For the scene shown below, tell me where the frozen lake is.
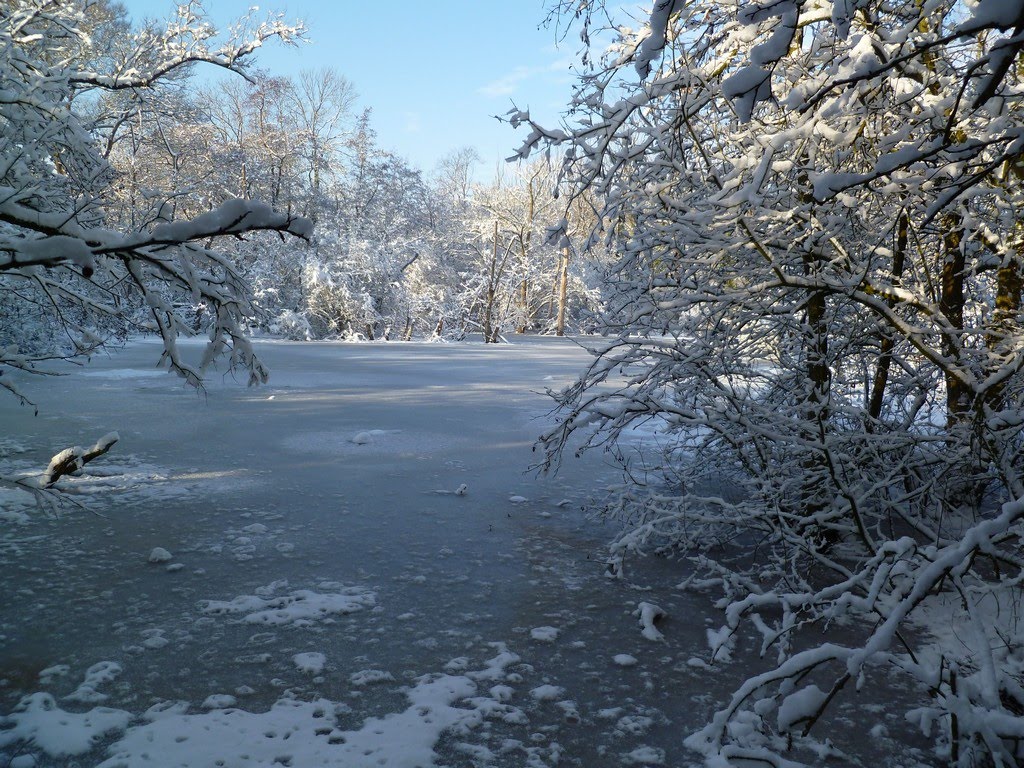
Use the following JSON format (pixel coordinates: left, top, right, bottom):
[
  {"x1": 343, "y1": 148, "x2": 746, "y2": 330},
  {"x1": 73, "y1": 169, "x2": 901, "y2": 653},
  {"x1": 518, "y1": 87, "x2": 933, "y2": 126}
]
[{"x1": 1, "y1": 338, "x2": 929, "y2": 767}]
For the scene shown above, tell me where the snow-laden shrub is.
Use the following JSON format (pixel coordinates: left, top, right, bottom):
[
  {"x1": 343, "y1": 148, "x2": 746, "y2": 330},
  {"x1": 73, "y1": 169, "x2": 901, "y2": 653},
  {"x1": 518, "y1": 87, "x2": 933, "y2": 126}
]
[{"x1": 267, "y1": 310, "x2": 313, "y2": 341}]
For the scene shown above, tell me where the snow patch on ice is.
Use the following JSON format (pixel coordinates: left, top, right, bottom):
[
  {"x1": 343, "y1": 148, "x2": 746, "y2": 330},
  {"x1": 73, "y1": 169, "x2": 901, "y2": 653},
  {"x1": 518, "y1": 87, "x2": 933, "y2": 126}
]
[
  {"x1": 349, "y1": 669, "x2": 395, "y2": 686},
  {"x1": 63, "y1": 662, "x2": 122, "y2": 704},
  {"x1": 38, "y1": 665, "x2": 70, "y2": 684},
  {"x1": 530, "y1": 684, "x2": 564, "y2": 701},
  {"x1": 200, "y1": 581, "x2": 376, "y2": 626},
  {"x1": 293, "y1": 652, "x2": 326, "y2": 675},
  {"x1": 622, "y1": 744, "x2": 666, "y2": 765},
  {"x1": 467, "y1": 643, "x2": 520, "y2": 682},
  {"x1": 0, "y1": 693, "x2": 131, "y2": 758},
  {"x1": 0, "y1": 487, "x2": 32, "y2": 523},
  {"x1": 201, "y1": 694, "x2": 237, "y2": 710},
  {"x1": 530, "y1": 626, "x2": 559, "y2": 643},
  {"x1": 140, "y1": 629, "x2": 168, "y2": 650},
  {"x1": 96, "y1": 647, "x2": 522, "y2": 768}
]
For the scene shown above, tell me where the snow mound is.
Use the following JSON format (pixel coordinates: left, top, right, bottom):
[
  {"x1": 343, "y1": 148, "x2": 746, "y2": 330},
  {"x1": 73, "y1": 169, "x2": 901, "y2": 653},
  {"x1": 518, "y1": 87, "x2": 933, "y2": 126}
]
[
  {"x1": 148, "y1": 547, "x2": 173, "y2": 563},
  {"x1": 613, "y1": 654, "x2": 639, "y2": 667},
  {"x1": 201, "y1": 694, "x2": 237, "y2": 710},
  {"x1": 350, "y1": 669, "x2": 395, "y2": 686},
  {"x1": 200, "y1": 582, "x2": 376, "y2": 626},
  {"x1": 351, "y1": 429, "x2": 389, "y2": 445},
  {"x1": 293, "y1": 652, "x2": 326, "y2": 675},
  {"x1": 530, "y1": 626, "x2": 559, "y2": 643},
  {"x1": 530, "y1": 684, "x2": 564, "y2": 702}
]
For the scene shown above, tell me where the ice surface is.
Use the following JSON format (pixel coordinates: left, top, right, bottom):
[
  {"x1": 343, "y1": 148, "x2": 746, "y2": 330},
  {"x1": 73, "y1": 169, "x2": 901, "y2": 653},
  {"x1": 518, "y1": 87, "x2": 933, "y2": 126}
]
[{"x1": 0, "y1": 338, "x2": 935, "y2": 767}]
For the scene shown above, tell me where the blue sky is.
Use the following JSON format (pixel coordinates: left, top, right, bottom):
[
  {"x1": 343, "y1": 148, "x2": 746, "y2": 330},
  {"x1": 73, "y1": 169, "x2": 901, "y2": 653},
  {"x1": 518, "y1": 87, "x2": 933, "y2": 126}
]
[{"x1": 121, "y1": 1, "x2": 584, "y2": 179}]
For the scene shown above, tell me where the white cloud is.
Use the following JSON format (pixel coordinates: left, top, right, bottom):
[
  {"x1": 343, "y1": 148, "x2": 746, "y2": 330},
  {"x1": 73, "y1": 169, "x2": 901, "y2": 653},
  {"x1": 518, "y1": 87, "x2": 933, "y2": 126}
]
[{"x1": 478, "y1": 57, "x2": 573, "y2": 99}]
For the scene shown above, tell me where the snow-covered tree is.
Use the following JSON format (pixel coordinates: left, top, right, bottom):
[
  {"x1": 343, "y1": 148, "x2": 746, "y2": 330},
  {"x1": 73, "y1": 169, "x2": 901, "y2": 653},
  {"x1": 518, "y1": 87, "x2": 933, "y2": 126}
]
[
  {"x1": 0, "y1": 0, "x2": 309, "y2": 407},
  {"x1": 519, "y1": 1, "x2": 1024, "y2": 764},
  {"x1": 439, "y1": 159, "x2": 608, "y2": 343}
]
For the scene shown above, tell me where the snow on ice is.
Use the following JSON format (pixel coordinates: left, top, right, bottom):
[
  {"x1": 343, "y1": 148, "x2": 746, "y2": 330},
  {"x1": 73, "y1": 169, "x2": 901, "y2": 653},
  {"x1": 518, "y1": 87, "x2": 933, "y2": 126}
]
[
  {"x1": 349, "y1": 669, "x2": 395, "y2": 686},
  {"x1": 199, "y1": 581, "x2": 376, "y2": 626},
  {"x1": 293, "y1": 652, "x2": 327, "y2": 675},
  {"x1": 0, "y1": 694, "x2": 131, "y2": 758},
  {"x1": 530, "y1": 626, "x2": 559, "y2": 642},
  {"x1": 147, "y1": 547, "x2": 172, "y2": 563},
  {"x1": 63, "y1": 662, "x2": 122, "y2": 704},
  {"x1": 94, "y1": 648, "x2": 521, "y2": 768}
]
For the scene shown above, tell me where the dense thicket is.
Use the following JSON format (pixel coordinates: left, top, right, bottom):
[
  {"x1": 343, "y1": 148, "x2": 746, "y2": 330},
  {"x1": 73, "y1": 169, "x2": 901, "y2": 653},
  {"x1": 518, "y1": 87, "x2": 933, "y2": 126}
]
[{"x1": 519, "y1": 1, "x2": 1024, "y2": 764}]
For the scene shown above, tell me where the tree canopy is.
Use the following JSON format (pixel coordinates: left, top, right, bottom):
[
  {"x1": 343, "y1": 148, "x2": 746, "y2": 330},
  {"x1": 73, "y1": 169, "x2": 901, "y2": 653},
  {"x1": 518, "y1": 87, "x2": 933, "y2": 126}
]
[{"x1": 517, "y1": 1, "x2": 1024, "y2": 764}]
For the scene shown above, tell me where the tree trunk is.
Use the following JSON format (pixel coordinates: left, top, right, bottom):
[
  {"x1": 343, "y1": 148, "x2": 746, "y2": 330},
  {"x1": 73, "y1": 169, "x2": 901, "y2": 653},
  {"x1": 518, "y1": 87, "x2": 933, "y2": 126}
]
[
  {"x1": 516, "y1": 279, "x2": 528, "y2": 334},
  {"x1": 555, "y1": 246, "x2": 569, "y2": 336},
  {"x1": 939, "y1": 213, "x2": 968, "y2": 424},
  {"x1": 483, "y1": 221, "x2": 499, "y2": 343},
  {"x1": 796, "y1": 169, "x2": 832, "y2": 539},
  {"x1": 868, "y1": 212, "x2": 909, "y2": 422},
  {"x1": 984, "y1": 251, "x2": 1022, "y2": 412}
]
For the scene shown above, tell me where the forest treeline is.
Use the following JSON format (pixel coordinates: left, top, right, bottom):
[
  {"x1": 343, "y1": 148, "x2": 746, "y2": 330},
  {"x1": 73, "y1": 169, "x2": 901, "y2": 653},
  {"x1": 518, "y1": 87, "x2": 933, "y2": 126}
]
[{"x1": 0, "y1": 0, "x2": 607, "y2": 384}]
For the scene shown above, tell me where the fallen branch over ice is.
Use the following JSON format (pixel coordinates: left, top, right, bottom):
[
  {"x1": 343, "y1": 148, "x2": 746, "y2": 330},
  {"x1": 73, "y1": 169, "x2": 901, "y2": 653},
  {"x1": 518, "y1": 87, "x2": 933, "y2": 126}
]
[
  {"x1": 43, "y1": 432, "x2": 119, "y2": 487},
  {"x1": 634, "y1": 601, "x2": 666, "y2": 641}
]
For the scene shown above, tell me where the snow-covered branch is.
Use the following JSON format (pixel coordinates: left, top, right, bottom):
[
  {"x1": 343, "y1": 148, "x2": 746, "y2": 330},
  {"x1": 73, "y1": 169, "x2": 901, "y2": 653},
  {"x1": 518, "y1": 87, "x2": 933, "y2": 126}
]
[{"x1": 0, "y1": 0, "x2": 309, "y2": 395}]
